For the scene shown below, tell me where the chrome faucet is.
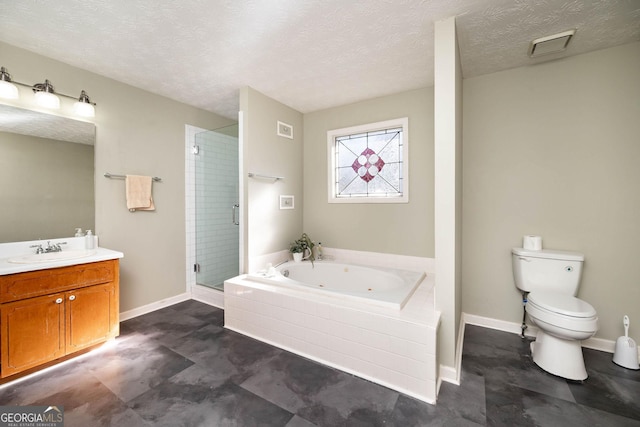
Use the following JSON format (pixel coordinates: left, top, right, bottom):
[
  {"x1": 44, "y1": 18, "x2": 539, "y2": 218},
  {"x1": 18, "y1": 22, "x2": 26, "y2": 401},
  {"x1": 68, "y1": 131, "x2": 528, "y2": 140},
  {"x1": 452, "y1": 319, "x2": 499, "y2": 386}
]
[
  {"x1": 316, "y1": 242, "x2": 324, "y2": 261},
  {"x1": 274, "y1": 258, "x2": 289, "y2": 268},
  {"x1": 32, "y1": 241, "x2": 67, "y2": 253},
  {"x1": 30, "y1": 244, "x2": 44, "y2": 254}
]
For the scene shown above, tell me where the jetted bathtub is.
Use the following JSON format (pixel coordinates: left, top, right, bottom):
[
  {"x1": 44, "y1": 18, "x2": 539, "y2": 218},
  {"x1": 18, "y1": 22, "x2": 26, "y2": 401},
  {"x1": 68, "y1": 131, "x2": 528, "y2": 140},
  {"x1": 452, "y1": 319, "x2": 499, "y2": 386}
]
[{"x1": 248, "y1": 260, "x2": 425, "y2": 309}]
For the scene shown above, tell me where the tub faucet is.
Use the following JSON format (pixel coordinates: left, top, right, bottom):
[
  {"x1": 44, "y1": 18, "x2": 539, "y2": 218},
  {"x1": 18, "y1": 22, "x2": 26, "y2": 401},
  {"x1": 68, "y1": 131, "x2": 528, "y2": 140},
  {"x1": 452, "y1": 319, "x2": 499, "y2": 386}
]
[{"x1": 274, "y1": 258, "x2": 289, "y2": 268}]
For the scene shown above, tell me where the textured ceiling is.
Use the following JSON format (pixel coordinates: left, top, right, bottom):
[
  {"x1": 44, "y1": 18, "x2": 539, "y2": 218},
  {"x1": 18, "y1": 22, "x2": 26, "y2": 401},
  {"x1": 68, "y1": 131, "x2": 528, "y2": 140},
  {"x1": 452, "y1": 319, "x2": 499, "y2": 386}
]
[
  {"x1": 0, "y1": 0, "x2": 638, "y2": 119},
  {"x1": 0, "y1": 104, "x2": 95, "y2": 145}
]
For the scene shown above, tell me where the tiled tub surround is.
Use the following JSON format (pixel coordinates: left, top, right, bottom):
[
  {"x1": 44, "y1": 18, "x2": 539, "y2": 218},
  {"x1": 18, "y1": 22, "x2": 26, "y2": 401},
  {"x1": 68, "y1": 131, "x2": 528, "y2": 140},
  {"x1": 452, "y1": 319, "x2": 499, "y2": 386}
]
[{"x1": 225, "y1": 258, "x2": 440, "y2": 403}]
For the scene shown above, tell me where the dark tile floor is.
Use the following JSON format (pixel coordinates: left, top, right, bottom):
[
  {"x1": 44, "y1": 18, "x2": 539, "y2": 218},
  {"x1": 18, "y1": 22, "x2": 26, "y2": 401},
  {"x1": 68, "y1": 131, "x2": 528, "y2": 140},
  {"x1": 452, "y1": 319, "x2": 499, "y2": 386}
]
[{"x1": 1, "y1": 300, "x2": 639, "y2": 426}]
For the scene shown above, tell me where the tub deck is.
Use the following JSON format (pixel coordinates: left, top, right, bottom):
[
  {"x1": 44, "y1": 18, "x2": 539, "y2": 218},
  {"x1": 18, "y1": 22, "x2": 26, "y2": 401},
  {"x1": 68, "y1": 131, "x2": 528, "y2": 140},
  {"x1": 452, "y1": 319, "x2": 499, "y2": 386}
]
[
  {"x1": 224, "y1": 270, "x2": 440, "y2": 404},
  {"x1": 248, "y1": 261, "x2": 426, "y2": 310}
]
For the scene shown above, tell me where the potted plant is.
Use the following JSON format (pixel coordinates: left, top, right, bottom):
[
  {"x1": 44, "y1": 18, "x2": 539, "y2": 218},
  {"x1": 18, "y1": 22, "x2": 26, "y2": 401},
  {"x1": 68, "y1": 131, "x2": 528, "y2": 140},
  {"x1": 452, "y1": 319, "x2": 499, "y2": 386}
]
[{"x1": 289, "y1": 233, "x2": 315, "y2": 265}]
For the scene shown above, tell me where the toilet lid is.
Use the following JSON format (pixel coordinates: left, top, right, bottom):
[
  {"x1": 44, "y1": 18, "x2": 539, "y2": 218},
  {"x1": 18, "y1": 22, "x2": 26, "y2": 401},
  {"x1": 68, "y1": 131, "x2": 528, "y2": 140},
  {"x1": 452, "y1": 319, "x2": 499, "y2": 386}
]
[{"x1": 528, "y1": 291, "x2": 597, "y2": 318}]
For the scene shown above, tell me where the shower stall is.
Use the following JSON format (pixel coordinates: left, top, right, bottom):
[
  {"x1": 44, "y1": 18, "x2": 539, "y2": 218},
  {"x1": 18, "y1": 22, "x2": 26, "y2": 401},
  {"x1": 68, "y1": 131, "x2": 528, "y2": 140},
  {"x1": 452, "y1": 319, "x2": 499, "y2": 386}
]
[{"x1": 193, "y1": 123, "x2": 239, "y2": 291}]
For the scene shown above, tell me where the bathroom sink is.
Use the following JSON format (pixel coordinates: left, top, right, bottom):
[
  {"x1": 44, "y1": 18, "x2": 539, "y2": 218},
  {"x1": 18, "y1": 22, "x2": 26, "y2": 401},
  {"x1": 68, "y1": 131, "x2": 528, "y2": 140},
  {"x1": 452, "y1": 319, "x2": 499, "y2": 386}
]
[{"x1": 8, "y1": 250, "x2": 97, "y2": 264}]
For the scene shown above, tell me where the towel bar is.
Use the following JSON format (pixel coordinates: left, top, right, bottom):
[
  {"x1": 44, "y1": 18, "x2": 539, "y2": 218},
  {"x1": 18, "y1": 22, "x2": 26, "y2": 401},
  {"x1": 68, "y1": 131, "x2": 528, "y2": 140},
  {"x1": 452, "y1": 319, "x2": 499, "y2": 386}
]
[
  {"x1": 248, "y1": 172, "x2": 284, "y2": 181},
  {"x1": 104, "y1": 172, "x2": 162, "y2": 182}
]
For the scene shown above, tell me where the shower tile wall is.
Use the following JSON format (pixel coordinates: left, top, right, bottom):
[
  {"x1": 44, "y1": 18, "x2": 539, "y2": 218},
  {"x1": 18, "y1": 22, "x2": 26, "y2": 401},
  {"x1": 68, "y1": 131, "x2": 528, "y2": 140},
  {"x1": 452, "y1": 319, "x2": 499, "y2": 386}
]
[{"x1": 195, "y1": 130, "x2": 239, "y2": 289}]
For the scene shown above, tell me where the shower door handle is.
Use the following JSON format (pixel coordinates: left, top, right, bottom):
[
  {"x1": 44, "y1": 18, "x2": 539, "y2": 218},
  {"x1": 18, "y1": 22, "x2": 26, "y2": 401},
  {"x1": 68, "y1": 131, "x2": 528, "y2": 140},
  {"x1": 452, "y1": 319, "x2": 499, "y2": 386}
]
[{"x1": 232, "y1": 204, "x2": 239, "y2": 225}]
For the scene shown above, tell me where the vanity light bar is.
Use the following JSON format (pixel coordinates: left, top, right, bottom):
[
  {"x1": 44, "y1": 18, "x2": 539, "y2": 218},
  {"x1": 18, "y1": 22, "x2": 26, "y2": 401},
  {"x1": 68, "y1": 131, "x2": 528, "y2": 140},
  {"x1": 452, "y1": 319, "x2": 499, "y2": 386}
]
[{"x1": 0, "y1": 66, "x2": 96, "y2": 117}]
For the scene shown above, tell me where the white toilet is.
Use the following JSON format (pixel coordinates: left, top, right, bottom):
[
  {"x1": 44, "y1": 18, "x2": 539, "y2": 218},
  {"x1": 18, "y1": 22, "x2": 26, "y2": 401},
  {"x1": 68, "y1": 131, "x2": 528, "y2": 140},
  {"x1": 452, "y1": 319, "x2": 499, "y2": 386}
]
[{"x1": 512, "y1": 247, "x2": 598, "y2": 380}]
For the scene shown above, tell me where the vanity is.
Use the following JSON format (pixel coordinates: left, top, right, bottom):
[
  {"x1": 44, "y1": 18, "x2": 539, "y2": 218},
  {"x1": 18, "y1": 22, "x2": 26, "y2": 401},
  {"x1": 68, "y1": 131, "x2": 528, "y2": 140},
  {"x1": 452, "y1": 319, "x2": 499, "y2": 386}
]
[
  {"x1": 0, "y1": 103, "x2": 120, "y2": 380},
  {"x1": 0, "y1": 238, "x2": 123, "y2": 381}
]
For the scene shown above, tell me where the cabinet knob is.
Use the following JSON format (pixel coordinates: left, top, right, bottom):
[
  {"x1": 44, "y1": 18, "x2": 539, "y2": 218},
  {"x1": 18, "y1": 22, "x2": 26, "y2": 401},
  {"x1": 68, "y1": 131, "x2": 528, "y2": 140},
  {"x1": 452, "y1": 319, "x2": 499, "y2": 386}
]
[
  {"x1": 55, "y1": 298, "x2": 63, "y2": 304},
  {"x1": 69, "y1": 295, "x2": 76, "y2": 301}
]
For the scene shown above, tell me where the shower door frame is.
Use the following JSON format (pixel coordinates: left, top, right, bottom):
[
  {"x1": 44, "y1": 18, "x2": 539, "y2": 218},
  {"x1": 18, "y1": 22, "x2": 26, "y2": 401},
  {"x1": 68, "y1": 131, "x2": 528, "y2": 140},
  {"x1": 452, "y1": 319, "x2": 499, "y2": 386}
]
[{"x1": 185, "y1": 121, "x2": 244, "y2": 306}]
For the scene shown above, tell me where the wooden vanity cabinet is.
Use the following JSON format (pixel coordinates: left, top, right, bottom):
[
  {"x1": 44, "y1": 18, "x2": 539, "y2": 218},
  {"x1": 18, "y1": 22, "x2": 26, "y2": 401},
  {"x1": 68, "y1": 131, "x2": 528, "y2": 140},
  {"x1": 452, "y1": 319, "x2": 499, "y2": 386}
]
[
  {"x1": 1, "y1": 292, "x2": 66, "y2": 376},
  {"x1": 0, "y1": 259, "x2": 119, "y2": 378}
]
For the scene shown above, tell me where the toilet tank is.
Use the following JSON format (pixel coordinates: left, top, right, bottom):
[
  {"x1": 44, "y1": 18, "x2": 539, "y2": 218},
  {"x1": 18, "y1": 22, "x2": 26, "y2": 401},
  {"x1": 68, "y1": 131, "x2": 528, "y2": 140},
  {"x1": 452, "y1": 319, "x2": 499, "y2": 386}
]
[{"x1": 511, "y1": 248, "x2": 584, "y2": 295}]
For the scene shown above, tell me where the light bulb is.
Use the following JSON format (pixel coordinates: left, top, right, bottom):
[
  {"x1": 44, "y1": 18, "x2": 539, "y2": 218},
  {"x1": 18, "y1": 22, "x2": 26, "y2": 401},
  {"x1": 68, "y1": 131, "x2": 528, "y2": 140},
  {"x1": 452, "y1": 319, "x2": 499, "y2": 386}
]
[
  {"x1": 0, "y1": 67, "x2": 19, "y2": 99},
  {"x1": 0, "y1": 80, "x2": 19, "y2": 99},
  {"x1": 33, "y1": 79, "x2": 60, "y2": 109},
  {"x1": 73, "y1": 90, "x2": 95, "y2": 117},
  {"x1": 73, "y1": 100, "x2": 95, "y2": 117},
  {"x1": 35, "y1": 90, "x2": 60, "y2": 109}
]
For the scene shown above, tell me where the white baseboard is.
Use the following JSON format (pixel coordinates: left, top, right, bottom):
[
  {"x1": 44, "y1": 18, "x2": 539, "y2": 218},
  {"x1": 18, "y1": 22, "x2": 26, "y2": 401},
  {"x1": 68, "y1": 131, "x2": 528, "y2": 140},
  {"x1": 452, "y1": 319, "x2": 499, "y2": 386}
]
[
  {"x1": 453, "y1": 315, "x2": 466, "y2": 384},
  {"x1": 119, "y1": 292, "x2": 191, "y2": 321},
  {"x1": 119, "y1": 285, "x2": 224, "y2": 322},
  {"x1": 463, "y1": 313, "x2": 640, "y2": 359},
  {"x1": 439, "y1": 315, "x2": 466, "y2": 388},
  {"x1": 464, "y1": 313, "x2": 534, "y2": 337},
  {"x1": 439, "y1": 365, "x2": 459, "y2": 385},
  {"x1": 191, "y1": 284, "x2": 224, "y2": 309}
]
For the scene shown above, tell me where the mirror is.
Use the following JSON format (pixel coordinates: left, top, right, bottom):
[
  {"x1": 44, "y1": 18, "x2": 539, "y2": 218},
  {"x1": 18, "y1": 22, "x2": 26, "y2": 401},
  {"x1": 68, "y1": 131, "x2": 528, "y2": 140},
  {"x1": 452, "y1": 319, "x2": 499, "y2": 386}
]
[{"x1": 0, "y1": 104, "x2": 95, "y2": 243}]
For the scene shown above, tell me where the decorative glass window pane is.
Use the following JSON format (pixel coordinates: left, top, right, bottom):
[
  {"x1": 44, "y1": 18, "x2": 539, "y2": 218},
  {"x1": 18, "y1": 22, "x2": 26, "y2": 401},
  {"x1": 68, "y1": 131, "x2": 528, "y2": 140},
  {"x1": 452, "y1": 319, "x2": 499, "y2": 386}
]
[{"x1": 327, "y1": 118, "x2": 408, "y2": 203}]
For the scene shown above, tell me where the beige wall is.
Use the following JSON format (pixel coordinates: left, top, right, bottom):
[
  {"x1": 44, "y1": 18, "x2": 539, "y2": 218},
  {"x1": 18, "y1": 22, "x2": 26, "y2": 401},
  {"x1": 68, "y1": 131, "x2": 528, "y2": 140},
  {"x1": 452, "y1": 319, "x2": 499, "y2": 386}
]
[
  {"x1": 1, "y1": 42, "x2": 233, "y2": 312},
  {"x1": 303, "y1": 87, "x2": 434, "y2": 257},
  {"x1": 0, "y1": 132, "x2": 94, "y2": 242},
  {"x1": 240, "y1": 87, "x2": 304, "y2": 266},
  {"x1": 462, "y1": 42, "x2": 640, "y2": 343}
]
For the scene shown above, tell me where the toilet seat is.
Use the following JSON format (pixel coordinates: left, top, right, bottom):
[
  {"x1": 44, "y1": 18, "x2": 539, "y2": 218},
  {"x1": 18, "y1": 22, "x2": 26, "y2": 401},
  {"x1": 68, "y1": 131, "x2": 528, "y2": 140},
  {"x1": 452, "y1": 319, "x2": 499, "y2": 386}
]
[
  {"x1": 528, "y1": 291, "x2": 596, "y2": 318},
  {"x1": 527, "y1": 291, "x2": 598, "y2": 334}
]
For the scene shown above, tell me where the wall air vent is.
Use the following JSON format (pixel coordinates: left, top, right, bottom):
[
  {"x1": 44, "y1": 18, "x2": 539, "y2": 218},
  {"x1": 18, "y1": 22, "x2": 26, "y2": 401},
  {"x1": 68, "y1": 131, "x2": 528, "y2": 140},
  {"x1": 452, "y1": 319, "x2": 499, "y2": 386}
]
[{"x1": 528, "y1": 29, "x2": 576, "y2": 57}]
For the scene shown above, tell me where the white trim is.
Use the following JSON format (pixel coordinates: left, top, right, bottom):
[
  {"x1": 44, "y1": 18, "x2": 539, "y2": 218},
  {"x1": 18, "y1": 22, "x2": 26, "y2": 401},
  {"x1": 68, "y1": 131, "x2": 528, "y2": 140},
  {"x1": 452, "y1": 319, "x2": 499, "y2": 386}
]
[
  {"x1": 464, "y1": 313, "x2": 533, "y2": 337},
  {"x1": 119, "y1": 292, "x2": 191, "y2": 321},
  {"x1": 438, "y1": 315, "x2": 465, "y2": 388},
  {"x1": 439, "y1": 365, "x2": 459, "y2": 387},
  {"x1": 191, "y1": 284, "x2": 225, "y2": 309},
  {"x1": 119, "y1": 290, "x2": 224, "y2": 322},
  {"x1": 238, "y1": 111, "x2": 245, "y2": 274},
  {"x1": 185, "y1": 124, "x2": 209, "y2": 295},
  {"x1": 455, "y1": 316, "x2": 466, "y2": 381},
  {"x1": 327, "y1": 117, "x2": 409, "y2": 204}
]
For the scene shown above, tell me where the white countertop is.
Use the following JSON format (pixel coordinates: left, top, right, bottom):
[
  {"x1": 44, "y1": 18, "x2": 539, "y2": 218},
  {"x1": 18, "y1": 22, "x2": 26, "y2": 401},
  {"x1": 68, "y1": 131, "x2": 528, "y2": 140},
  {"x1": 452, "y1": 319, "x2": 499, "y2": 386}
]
[{"x1": 0, "y1": 237, "x2": 123, "y2": 276}]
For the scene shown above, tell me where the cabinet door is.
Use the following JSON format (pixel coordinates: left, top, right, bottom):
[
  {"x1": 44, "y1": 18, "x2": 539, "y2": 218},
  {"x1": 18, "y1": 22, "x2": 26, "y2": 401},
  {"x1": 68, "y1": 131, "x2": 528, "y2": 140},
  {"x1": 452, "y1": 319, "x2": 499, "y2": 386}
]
[
  {"x1": 1, "y1": 293, "x2": 65, "y2": 377},
  {"x1": 66, "y1": 283, "x2": 117, "y2": 352}
]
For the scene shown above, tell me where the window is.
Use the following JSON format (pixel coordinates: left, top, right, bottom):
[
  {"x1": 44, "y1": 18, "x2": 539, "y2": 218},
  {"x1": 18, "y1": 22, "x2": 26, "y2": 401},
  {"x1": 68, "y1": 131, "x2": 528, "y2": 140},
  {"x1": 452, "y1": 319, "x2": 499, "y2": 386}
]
[{"x1": 327, "y1": 118, "x2": 408, "y2": 203}]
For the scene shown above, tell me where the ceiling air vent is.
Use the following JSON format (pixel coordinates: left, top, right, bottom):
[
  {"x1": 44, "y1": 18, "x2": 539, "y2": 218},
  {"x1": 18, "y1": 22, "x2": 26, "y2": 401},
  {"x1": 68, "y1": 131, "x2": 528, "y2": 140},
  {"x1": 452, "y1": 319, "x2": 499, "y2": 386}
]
[{"x1": 528, "y1": 29, "x2": 576, "y2": 57}]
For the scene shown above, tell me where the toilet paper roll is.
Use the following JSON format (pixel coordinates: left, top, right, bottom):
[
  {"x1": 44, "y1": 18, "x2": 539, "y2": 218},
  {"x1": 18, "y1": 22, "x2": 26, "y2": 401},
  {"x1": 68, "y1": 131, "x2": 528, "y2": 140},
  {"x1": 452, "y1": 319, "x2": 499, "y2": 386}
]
[{"x1": 523, "y1": 235, "x2": 542, "y2": 251}]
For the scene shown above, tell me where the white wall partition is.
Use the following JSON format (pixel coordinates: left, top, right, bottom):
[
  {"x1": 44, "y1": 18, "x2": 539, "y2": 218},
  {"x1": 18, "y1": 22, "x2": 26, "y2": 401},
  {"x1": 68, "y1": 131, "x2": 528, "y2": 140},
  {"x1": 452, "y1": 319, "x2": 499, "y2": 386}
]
[{"x1": 434, "y1": 16, "x2": 463, "y2": 384}]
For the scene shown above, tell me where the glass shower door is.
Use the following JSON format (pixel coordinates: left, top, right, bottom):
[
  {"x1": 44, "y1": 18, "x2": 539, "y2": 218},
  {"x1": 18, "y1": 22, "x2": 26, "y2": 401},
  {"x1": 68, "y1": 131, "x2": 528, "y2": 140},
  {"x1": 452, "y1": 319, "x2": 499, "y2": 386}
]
[{"x1": 194, "y1": 124, "x2": 239, "y2": 291}]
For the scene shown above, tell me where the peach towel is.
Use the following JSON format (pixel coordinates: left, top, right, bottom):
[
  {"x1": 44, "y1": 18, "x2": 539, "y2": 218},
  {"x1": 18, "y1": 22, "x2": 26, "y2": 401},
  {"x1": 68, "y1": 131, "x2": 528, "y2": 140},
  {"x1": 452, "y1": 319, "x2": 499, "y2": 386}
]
[{"x1": 125, "y1": 175, "x2": 155, "y2": 211}]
